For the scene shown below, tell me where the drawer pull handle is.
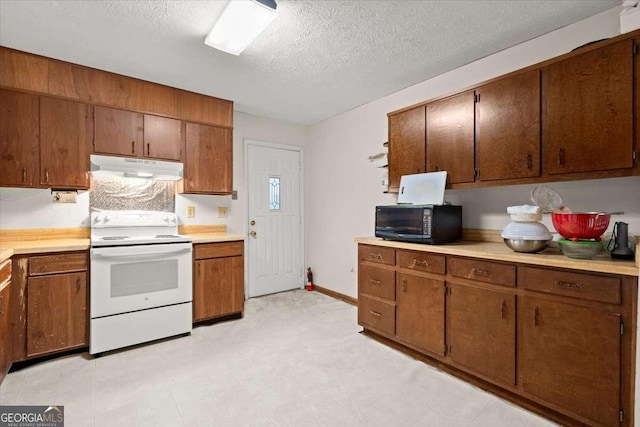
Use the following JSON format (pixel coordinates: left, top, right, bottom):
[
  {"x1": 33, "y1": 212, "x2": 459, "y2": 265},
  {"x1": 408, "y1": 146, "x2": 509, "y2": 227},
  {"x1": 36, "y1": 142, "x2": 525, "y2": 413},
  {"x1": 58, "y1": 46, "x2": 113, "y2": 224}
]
[
  {"x1": 22, "y1": 167, "x2": 27, "y2": 182},
  {"x1": 147, "y1": 143, "x2": 150, "y2": 156},
  {"x1": 44, "y1": 168, "x2": 49, "y2": 183},
  {"x1": 526, "y1": 153, "x2": 532, "y2": 170},
  {"x1": 369, "y1": 253, "x2": 383, "y2": 262},
  {"x1": 500, "y1": 300, "x2": 506, "y2": 319},
  {"x1": 533, "y1": 306, "x2": 539, "y2": 327},
  {"x1": 369, "y1": 310, "x2": 382, "y2": 318},
  {"x1": 402, "y1": 279, "x2": 407, "y2": 293},
  {"x1": 471, "y1": 268, "x2": 490, "y2": 277},
  {"x1": 412, "y1": 259, "x2": 428, "y2": 267},
  {"x1": 554, "y1": 280, "x2": 580, "y2": 289},
  {"x1": 131, "y1": 140, "x2": 135, "y2": 154},
  {"x1": 369, "y1": 279, "x2": 382, "y2": 285}
]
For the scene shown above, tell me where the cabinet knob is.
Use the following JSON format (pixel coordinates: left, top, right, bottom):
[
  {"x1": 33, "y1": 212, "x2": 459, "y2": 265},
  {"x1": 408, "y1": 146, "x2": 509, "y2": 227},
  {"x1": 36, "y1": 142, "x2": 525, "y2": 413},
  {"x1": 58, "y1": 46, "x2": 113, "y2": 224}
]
[{"x1": 558, "y1": 148, "x2": 565, "y2": 166}]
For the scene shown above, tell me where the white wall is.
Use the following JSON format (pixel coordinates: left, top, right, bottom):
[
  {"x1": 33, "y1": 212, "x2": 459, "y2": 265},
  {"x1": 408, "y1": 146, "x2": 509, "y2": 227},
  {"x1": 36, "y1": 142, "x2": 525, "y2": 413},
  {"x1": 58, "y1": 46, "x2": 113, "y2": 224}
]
[
  {"x1": 0, "y1": 112, "x2": 307, "y2": 233},
  {"x1": 306, "y1": 7, "x2": 640, "y2": 298}
]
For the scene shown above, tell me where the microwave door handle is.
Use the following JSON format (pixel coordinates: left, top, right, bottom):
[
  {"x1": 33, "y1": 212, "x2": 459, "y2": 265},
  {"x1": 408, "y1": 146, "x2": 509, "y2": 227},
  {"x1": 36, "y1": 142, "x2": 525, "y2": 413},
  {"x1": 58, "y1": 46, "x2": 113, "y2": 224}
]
[{"x1": 92, "y1": 247, "x2": 192, "y2": 259}]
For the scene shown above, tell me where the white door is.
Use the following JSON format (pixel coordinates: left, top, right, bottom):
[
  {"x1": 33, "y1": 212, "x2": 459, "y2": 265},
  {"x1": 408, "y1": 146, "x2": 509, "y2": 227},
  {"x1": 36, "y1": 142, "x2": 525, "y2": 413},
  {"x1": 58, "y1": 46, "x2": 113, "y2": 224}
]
[{"x1": 246, "y1": 141, "x2": 303, "y2": 297}]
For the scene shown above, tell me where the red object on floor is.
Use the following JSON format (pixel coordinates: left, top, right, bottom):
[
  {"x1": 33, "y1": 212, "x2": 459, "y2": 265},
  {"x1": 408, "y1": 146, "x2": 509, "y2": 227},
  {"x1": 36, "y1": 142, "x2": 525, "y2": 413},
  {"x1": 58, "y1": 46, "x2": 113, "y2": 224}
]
[{"x1": 306, "y1": 267, "x2": 314, "y2": 291}]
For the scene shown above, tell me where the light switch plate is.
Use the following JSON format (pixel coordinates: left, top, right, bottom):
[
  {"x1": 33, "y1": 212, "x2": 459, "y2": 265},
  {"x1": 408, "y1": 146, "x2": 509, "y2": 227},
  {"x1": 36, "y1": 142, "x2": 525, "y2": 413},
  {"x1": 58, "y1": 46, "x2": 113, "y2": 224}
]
[
  {"x1": 187, "y1": 206, "x2": 195, "y2": 218},
  {"x1": 217, "y1": 207, "x2": 228, "y2": 218}
]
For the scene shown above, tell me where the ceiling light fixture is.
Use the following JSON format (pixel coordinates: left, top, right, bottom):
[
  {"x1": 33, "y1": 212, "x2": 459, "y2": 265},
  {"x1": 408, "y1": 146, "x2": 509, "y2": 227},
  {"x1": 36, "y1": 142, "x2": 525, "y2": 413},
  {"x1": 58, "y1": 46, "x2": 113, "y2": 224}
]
[{"x1": 205, "y1": 0, "x2": 278, "y2": 55}]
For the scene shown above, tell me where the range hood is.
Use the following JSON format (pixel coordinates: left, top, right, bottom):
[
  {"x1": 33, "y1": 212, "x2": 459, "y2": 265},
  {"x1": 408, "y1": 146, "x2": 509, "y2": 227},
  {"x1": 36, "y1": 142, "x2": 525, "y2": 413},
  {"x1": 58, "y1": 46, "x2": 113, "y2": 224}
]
[{"x1": 90, "y1": 155, "x2": 183, "y2": 181}]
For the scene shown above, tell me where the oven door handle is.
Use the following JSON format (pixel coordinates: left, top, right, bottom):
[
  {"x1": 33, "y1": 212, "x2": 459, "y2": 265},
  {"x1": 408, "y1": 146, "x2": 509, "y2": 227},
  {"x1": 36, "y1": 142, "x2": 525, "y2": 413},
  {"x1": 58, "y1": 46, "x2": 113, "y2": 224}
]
[{"x1": 92, "y1": 247, "x2": 192, "y2": 259}]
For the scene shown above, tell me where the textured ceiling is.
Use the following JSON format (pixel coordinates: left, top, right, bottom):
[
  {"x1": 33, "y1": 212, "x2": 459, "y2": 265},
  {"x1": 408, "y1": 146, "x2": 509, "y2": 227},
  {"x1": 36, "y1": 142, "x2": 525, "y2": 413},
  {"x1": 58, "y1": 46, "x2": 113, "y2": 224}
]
[{"x1": 0, "y1": 0, "x2": 620, "y2": 125}]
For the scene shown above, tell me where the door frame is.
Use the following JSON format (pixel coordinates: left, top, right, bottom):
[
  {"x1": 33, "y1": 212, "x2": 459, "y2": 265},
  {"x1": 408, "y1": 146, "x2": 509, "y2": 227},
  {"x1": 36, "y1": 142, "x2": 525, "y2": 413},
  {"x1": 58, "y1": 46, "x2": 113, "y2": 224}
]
[{"x1": 243, "y1": 139, "x2": 305, "y2": 299}]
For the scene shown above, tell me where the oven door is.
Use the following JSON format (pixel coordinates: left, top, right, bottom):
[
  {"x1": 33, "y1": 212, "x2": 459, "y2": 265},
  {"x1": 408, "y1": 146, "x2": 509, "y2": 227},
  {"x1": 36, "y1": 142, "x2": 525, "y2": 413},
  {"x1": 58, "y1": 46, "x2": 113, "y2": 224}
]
[{"x1": 90, "y1": 242, "x2": 192, "y2": 318}]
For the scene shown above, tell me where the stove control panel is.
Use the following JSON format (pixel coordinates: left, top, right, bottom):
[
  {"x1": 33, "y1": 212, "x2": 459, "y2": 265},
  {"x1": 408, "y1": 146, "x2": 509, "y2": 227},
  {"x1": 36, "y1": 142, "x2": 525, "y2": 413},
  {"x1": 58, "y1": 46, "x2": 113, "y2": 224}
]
[{"x1": 91, "y1": 211, "x2": 179, "y2": 228}]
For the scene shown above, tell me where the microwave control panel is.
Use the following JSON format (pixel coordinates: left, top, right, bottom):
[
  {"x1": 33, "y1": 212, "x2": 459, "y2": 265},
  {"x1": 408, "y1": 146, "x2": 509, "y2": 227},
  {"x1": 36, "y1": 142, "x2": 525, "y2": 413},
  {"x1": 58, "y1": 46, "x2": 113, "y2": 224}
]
[{"x1": 423, "y1": 209, "x2": 432, "y2": 237}]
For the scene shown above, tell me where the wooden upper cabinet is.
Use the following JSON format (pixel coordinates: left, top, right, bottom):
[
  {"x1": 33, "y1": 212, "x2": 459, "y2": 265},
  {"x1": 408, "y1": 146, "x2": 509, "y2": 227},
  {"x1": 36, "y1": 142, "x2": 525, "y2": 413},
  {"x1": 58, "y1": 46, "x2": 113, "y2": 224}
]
[
  {"x1": 518, "y1": 296, "x2": 621, "y2": 426},
  {"x1": 476, "y1": 70, "x2": 540, "y2": 181},
  {"x1": 39, "y1": 97, "x2": 90, "y2": 189},
  {"x1": 636, "y1": 38, "x2": 640, "y2": 162},
  {"x1": 426, "y1": 91, "x2": 475, "y2": 184},
  {"x1": 388, "y1": 106, "x2": 425, "y2": 192},
  {"x1": 182, "y1": 122, "x2": 232, "y2": 194},
  {"x1": 143, "y1": 115, "x2": 183, "y2": 161},
  {"x1": 131, "y1": 81, "x2": 178, "y2": 117},
  {"x1": 0, "y1": 89, "x2": 39, "y2": 187},
  {"x1": 93, "y1": 106, "x2": 143, "y2": 157},
  {"x1": 0, "y1": 48, "x2": 48, "y2": 93},
  {"x1": 544, "y1": 39, "x2": 634, "y2": 175},
  {"x1": 178, "y1": 91, "x2": 233, "y2": 128},
  {"x1": 48, "y1": 61, "x2": 132, "y2": 109},
  {"x1": 448, "y1": 283, "x2": 515, "y2": 386}
]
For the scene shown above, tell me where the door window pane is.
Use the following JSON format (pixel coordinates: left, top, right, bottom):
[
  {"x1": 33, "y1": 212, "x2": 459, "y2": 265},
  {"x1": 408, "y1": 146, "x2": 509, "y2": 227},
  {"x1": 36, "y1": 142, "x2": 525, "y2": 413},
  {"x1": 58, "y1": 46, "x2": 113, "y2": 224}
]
[{"x1": 269, "y1": 177, "x2": 281, "y2": 210}]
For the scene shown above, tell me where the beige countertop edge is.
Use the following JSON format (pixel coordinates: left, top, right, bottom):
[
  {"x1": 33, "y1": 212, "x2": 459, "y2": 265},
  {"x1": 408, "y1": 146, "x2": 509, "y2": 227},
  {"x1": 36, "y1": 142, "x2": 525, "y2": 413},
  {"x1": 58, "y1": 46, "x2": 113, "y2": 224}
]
[
  {"x1": 187, "y1": 233, "x2": 245, "y2": 244},
  {"x1": 355, "y1": 237, "x2": 639, "y2": 277},
  {"x1": 0, "y1": 234, "x2": 245, "y2": 258},
  {"x1": 0, "y1": 249, "x2": 14, "y2": 264}
]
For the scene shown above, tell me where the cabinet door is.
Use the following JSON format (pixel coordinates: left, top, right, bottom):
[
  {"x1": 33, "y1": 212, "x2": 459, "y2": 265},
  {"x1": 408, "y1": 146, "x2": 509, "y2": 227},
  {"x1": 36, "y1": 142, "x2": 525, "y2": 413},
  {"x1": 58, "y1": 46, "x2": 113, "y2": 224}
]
[
  {"x1": 544, "y1": 39, "x2": 634, "y2": 174},
  {"x1": 476, "y1": 70, "x2": 540, "y2": 181},
  {"x1": 194, "y1": 256, "x2": 244, "y2": 322},
  {"x1": 26, "y1": 272, "x2": 87, "y2": 357},
  {"x1": 143, "y1": 114, "x2": 183, "y2": 161},
  {"x1": 448, "y1": 283, "x2": 515, "y2": 385},
  {"x1": 519, "y1": 297, "x2": 620, "y2": 426},
  {"x1": 183, "y1": 123, "x2": 232, "y2": 194},
  {"x1": 426, "y1": 91, "x2": 475, "y2": 184},
  {"x1": 0, "y1": 283, "x2": 10, "y2": 383},
  {"x1": 388, "y1": 106, "x2": 425, "y2": 193},
  {"x1": 93, "y1": 106, "x2": 143, "y2": 157},
  {"x1": 0, "y1": 89, "x2": 39, "y2": 187},
  {"x1": 395, "y1": 272, "x2": 444, "y2": 356},
  {"x1": 39, "y1": 97, "x2": 90, "y2": 188}
]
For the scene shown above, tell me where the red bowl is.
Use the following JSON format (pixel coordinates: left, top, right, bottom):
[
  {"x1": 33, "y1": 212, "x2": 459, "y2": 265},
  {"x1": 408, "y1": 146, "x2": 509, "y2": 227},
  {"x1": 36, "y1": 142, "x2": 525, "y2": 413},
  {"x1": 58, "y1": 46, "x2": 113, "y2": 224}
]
[{"x1": 551, "y1": 213, "x2": 610, "y2": 240}]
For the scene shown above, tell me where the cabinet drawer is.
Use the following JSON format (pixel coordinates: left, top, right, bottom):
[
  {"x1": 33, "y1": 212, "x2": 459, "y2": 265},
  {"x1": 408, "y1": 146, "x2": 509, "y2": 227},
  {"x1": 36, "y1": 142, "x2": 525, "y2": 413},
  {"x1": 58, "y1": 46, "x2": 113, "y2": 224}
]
[
  {"x1": 519, "y1": 266, "x2": 620, "y2": 304},
  {"x1": 29, "y1": 253, "x2": 87, "y2": 276},
  {"x1": 194, "y1": 241, "x2": 243, "y2": 260},
  {"x1": 358, "y1": 245, "x2": 395, "y2": 266},
  {"x1": 358, "y1": 295, "x2": 395, "y2": 336},
  {"x1": 449, "y1": 257, "x2": 515, "y2": 287},
  {"x1": 396, "y1": 250, "x2": 445, "y2": 274},
  {"x1": 359, "y1": 264, "x2": 395, "y2": 300},
  {"x1": 0, "y1": 259, "x2": 11, "y2": 285}
]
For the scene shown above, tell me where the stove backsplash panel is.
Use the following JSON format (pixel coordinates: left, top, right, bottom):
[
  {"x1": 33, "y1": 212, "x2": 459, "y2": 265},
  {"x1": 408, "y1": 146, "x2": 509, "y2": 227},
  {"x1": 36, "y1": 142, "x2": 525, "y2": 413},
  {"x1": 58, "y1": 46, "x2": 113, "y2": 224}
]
[{"x1": 90, "y1": 175, "x2": 175, "y2": 212}]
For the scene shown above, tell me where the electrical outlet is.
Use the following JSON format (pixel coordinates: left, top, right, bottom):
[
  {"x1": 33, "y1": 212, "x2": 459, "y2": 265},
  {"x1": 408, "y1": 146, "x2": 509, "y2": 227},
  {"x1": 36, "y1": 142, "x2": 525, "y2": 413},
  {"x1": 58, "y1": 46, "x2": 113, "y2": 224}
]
[
  {"x1": 187, "y1": 206, "x2": 195, "y2": 218},
  {"x1": 217, "y1": 207, "x2": 228, "y2": 218}
]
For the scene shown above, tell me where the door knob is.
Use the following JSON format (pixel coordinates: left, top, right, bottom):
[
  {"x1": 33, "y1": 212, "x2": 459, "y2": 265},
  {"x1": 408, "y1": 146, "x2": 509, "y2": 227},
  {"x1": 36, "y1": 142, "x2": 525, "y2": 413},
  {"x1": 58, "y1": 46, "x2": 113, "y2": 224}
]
[
  {"x1": 250, "y1": 231, "x2": 257, "y2": 237},
  {"x1": 250, "y1": 220, "x2": 256, "y2": 226}
]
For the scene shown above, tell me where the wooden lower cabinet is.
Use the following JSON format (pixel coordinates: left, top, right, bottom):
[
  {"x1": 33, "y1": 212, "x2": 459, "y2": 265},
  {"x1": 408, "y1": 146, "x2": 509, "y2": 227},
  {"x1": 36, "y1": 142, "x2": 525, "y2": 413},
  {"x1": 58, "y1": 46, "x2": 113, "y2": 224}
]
[
  {"x1": 395, "y1": 272, "x2": 444, "y2": 355},
  {"x1": 0, "y1": 280, "x2": 11, "y2": 384},
  {"x1": 518, "y1": 296, "x2": 621, "y2": 426},
  {"x1": 448, "y1": 282, "x2": 515, "y2": 386},
  {"x1": 356, "y1": 243, "x2": 637, "y2": 427},
  {"x1": 193, "y1": 242, "x2": 244, "y2": 322},
  {"x1": 27, "y1": 272, "x2": 87, "y2": 357}
]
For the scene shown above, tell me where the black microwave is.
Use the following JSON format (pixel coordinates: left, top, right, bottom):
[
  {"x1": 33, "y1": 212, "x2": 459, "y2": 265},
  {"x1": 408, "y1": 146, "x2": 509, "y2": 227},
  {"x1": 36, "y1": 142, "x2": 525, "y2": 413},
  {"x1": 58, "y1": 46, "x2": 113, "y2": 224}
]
[{"x1": 375, "y1": 204, "x2": 462, "y2": 245}]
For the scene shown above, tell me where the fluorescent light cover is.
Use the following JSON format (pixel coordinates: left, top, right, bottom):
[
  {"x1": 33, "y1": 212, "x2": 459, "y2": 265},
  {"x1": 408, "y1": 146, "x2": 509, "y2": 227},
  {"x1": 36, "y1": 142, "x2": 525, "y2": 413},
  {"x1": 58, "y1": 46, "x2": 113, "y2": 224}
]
[{"x1": 205, "y1": 0, "x2": 278, "y2": 55}]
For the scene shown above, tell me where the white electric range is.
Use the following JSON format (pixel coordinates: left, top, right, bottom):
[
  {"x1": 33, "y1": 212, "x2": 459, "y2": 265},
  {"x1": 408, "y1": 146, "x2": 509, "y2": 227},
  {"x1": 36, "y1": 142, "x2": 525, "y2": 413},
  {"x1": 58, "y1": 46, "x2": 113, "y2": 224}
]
[{"x1": 89, "y1": 210, "x2": 193, "y2": 355}]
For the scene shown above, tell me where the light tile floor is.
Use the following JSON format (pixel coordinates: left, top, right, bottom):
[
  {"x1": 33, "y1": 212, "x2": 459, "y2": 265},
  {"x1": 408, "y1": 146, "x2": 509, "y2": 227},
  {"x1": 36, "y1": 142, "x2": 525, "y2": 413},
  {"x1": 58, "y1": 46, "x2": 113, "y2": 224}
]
[{"x1": 0, "y1": 290, "x2": 558, "y2": 426}]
